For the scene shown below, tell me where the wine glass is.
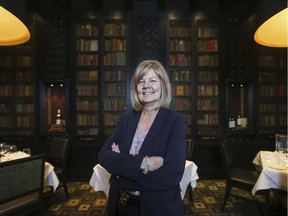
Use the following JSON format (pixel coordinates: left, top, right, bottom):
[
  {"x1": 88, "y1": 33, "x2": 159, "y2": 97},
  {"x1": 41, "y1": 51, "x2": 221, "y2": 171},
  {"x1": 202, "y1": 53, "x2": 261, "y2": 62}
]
[{"x1": 0, "y1": 143, "x2": 7, "y2": 158}]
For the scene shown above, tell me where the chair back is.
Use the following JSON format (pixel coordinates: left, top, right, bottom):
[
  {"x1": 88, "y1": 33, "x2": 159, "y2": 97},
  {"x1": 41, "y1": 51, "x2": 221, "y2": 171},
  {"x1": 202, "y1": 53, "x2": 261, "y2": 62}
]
[
  {"x1": 219, "y1": 139, "x2": 233, "y2": 170},
  {"x1": 48, "y1": 136, "x2": 69, "y2": 168},
  {"x1": 186, "y1": 138, "x2": 195, "y2": 161},
  {"x1": 0, "y1": 154, "x2": 45, "y2": 214}
]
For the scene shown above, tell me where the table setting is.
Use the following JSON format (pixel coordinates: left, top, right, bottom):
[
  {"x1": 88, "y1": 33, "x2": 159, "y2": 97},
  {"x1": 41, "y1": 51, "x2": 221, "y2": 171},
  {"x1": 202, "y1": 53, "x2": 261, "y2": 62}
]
[
  {"x1": 0, "y1": 142, "x2": 59, "y2": 191},
  {"x1": 252, "y1": 148, "x2": 288, "y2": 195}
]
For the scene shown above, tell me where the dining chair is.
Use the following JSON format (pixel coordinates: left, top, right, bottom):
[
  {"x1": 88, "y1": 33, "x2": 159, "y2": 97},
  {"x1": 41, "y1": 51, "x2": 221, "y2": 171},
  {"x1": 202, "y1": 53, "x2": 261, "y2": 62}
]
[
  {"x1": 219, "y1": 138, "x2": 268, "y2": 211},
  {"x1": 46, "y1": 135, "x2": 70, "y2": 199},
  {"x1": 186, "y1": 138, "x2": 195, "y2": 203},
  {"x1": 0, "y1": 154, "x2": 45, "y2": 216}
]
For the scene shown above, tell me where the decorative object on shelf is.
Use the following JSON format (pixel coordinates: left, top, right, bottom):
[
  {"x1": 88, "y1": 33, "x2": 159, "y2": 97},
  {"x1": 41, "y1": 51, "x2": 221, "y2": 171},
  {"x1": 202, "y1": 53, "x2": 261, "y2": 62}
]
[
  {"x1": 0, "y1": 6, "x2": 30, "y2": 46},
  {"x1": 254, "y1": 8, "x2": 288, "y2": 47}
]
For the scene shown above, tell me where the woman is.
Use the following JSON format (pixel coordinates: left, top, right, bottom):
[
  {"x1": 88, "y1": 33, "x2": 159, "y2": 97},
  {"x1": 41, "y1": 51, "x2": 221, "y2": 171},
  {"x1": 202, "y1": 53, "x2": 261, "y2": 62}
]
[{"x1": 98, "y1": 60, "x2": 187, "y2": 216}]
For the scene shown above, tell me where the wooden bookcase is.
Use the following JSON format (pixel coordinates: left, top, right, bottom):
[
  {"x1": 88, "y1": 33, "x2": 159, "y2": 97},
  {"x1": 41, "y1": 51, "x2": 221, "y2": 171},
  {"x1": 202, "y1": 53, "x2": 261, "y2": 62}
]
[
  {"x1": 75, "y1": 21, "x2": 100, "y2": 137},
  {"x1": 257, "y1": 47, "x2": 287, "y2": 135},
  {"x1": 0, "y1": 41, "x2": 35, "y2": 136},
  {"x1": 103, "y1": 19, "x2": 127, "y2": 136},
  {"x1": 195, "y1": 20, "x2": 220, "y2": 138},
  {"x1": 168, "y1": 19, "x2": 193, "y2": 136}
]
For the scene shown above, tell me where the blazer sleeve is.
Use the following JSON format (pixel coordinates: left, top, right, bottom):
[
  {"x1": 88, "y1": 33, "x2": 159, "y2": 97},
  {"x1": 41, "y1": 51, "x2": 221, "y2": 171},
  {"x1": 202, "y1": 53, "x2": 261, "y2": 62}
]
[
  {"x1": 98, "y1": 111, "x2": 145, "y2": 179},
  {"x1": 135, "y1": 112, "x2": 187, "y2": 191}
]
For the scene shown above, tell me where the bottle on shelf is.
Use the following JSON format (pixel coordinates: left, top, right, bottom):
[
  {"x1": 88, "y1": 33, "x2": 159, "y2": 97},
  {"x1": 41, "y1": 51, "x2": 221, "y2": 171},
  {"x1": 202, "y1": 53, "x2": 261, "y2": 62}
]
[
  {"x1": 56, "y1": 109, "x2": 62, "y2": 125},
  {"x1": 229, "y1": 115, "x2": 236, "y2": 129},
  {"x1": 237, "y1": 113, "x2": 241, "y2": 126}
]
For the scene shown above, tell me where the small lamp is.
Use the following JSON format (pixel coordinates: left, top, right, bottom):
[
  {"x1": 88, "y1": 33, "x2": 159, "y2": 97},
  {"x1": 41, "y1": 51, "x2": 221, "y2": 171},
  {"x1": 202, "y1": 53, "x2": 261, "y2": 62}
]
[
  {"x1": 254, "y1": 8, "x2": 288, "y2": 47},
  {"x1": 0, "y1": 6, "x2": 31, "y2": 46}
]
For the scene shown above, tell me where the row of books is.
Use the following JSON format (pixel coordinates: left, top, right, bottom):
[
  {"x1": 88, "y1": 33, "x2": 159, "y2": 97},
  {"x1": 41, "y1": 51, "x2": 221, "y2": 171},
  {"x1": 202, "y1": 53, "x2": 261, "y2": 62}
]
[
  {"x1": 170, "y1": 98, "x2": 192, "y2": 111},
  {"x1": 77, "y1": 85, "x2": 98, "y2": 96},
  {"x1": 76, "y1": 39, "x2": 99, "y2": 51},
  {"x1": 77, "y1": 70, "x2": 98, "y2": 81},
  {"x1": 197, "y1": 85, "x2": 219, "y2": 96},
  {"x1": 258, "y1": 71, "x2": 276, "y2": 81},
  {"x1": 76, "y1": 24, "x2": 99, "y2": 37},
  {"x1": 197, "y1": 39, "x2": 218, "y2": 52},
  {"x1": 197, "y1": 99, "x2": 218, "y2": 111},
  {"x1": 77, "y1": 54, "x2": 99, "y2": 66},
  {"x1": 197, "y1": 54, "x2": 219, "y2": 67},
  {"x1": 258, "y1": 55, "x2": 276, "y2": 67},
  {"x1": 16, "y1": 104, "x2": 34, "y2": 113},
  {"x1": 77, "y1": 100, "x2": 99, "y2": 111},
  {"x1": 0, "y1": 117, "x2": 13, "y2": 127},
  {"x1": 198, "y1": 71, "x2": 219, "y2": 81},
  {"x1": 259, "y1": 86, "x2": 275, "y2": 96},
  {"x1": 105, "y1": 83, "x2": 126, "y2": 96},
  {"x1": 104, "y1": 70, "x2": 126, "y2": 81},
  {"x1": 104, "y1": 98, "x2": 126, "y2": 111},
  {"x1": 0, "y1": 56, "x2": 32, "y2": 67},
  {"x1": 169, "y1": 26, "x2": 192, "y2": 37},
  {"x1": 77, "y1": 114, "x2": 98, "y2": 126},
  {"x1": 170, "y1": 70, "x2": 192, "y2": 81},
  {"x1": 197, "y1": 27, "x2": 218, "y2": 38},
  {"x1": 259, "y1": 103, "x2": 276, "y2": 112},
  {"x1": 104, "y1": 112, "x2": 121, "y2": 126},
  {"x1": 259, "y1": 115, "x2": 276, "y2": 126},
  {"x1": 16, "y1": 116, "x2": 33, "y2": 127},
  {"x1": 0, "y1": 85, "x2": 13, "y2": 96},
  {"x1": 172, "y1": 84, "x2": 192, "y2": 96},
  {"x1": 104, "y1": 52, "x2": 126, "y2": 66},
  {"x1": 105, "y1": 39, "x2": 126, "y2": 51},
  {"x1": 169, "y1": 39, "x2": 191, "y2": 52},
  {"x1": 169, "y1": 54, "x2": 191, "y2": 66},
  {"x1": 16, "y1": 85, "x2": 34, "y2": 96},
  {"x1": 0, "y1": 104, "x2": 11, "y2": 113},
  {"x1": 104, "y1": 24, "x2": 126, "y2": 37},
  {"x1": 197, "y1": 113, "x2": 218, "y2": 125}
]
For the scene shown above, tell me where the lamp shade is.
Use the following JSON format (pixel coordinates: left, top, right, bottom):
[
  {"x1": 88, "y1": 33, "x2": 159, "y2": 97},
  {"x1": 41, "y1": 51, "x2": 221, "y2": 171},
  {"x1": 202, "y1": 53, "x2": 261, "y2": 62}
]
[
  {"x1": 254, "y1": 8, "x2": 288, "y2": 47},
  {"x1": 0, "y1": 6, "x2": 30, "y2": 46}
]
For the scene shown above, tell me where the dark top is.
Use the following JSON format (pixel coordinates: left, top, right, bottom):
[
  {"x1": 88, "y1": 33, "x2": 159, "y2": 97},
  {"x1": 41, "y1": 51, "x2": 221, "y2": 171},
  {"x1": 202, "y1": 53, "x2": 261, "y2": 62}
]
[{"x1": 98, "y1": 107, "x2": 187, "y2": 216}]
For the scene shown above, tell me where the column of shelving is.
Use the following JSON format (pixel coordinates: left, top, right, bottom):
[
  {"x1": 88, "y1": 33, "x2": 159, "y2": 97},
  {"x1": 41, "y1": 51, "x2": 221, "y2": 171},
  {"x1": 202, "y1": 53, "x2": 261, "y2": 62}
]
[
  {"x1": 75, "y1": 22, "x2": 100, "y2": 136},
  {"x1": 103, "y1": 20, "x2": 127, "y2": 136},
  {"x1": 168, "y1": 19, "x2": 193, "y2": 136},
  {"x1": 196, "y1": 21, "x2": 219, "y2": 138},
  {"x1": 257, "y1": 48, "x2": 287, "y2": 134}
]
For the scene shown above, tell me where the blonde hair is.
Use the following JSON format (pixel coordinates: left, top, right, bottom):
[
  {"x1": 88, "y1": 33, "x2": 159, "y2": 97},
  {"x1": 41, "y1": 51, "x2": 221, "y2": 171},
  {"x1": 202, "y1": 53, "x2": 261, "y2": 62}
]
[{"x1": 130, "y1": 60, "x2": 171, "y2": 111}]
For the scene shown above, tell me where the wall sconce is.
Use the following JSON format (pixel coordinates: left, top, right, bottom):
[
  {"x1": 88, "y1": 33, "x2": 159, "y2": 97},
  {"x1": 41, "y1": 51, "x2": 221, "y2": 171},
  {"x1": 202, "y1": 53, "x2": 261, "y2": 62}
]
[
  {"x1": 0, "y1": 6, "x2": 30, "y2": 46},
  {"x1": 254, "y1": 8, "x2": 288, "y2": 47}
]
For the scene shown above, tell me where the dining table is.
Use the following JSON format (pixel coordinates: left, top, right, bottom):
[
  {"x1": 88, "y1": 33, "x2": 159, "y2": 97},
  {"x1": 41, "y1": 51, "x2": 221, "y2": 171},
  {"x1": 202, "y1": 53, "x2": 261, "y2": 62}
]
[
  {"x1": 252, "y1": 150, "x2": 288, "y2": 195},
  {"x1": 0, "y1": 151, "x2": 59, "y2": 191},
  {"x1": 89, "y1": 160, "x2": 199, "y2": 200}
]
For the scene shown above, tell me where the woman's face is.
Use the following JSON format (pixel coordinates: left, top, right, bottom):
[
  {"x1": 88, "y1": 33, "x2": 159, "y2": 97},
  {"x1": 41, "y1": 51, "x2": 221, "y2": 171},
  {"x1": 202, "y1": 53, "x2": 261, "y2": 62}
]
[{"x1": 137, "y1": 69, "x2": 161, "y2": 108}]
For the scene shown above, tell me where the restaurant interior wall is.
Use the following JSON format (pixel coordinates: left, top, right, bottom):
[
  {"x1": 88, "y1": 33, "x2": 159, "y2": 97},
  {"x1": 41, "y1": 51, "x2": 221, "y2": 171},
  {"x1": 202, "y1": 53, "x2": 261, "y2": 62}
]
[{"x1": 0, "y1": 0, "x2": 286, "y2": 180}]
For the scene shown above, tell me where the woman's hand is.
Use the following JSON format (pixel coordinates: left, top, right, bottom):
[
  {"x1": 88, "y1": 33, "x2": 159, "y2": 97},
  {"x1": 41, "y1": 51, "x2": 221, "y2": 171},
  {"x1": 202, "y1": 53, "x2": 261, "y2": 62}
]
[{"x1": 148, "y1": 156, "x2": 164, "y2": 171}]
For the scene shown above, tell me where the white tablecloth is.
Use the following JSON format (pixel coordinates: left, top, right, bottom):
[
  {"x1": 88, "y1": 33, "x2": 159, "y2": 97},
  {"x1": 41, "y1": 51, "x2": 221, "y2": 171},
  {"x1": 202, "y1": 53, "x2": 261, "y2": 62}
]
[
  {"x1": 252, "y1": 151, "x2": 288, "y2": 195},
  {"x1": 89, "y1": 160, "x2": 199, "y2": 200},
  {"x1": 0, "y1": 151, "x2": 59, "y2": 191}
]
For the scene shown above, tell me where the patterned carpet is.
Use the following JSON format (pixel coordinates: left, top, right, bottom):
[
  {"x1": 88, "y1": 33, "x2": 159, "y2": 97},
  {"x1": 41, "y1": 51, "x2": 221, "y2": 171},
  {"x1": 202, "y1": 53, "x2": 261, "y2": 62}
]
[{"x1": 43, "y1": 180, "x2": 286, "y2": 216}]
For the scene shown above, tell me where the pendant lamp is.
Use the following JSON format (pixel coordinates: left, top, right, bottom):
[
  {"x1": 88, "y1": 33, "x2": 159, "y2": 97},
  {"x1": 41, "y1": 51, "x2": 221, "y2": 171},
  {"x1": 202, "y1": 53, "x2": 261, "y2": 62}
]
[
  {"x1": 0, "y1": 6, "x2": 30, "y2": 46},
  {"x1": 254, "y1": 8, "x2": 288, "y2": 47}
]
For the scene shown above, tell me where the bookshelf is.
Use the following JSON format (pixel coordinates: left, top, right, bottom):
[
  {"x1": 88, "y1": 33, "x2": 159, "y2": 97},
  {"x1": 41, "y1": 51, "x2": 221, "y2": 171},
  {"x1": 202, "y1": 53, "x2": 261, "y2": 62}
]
[
  {"x1": 103, "y1": 19, "x2": 127, "y2": 136},
  {"x1": 0, "y1": 42, "x2": 35, "y2": 136},
  {"x1": 75, "y1": 21, "x2": 100, "y2": 137},
  {"x1": 168, "y1": 19, "x2": 193, "y2": 136},
  {"x1": 196, "y1": 21, "x2": 220, "y2": 138},
  {"x1": 257, "y1": 48, "x2": 287, "y2": 135}
]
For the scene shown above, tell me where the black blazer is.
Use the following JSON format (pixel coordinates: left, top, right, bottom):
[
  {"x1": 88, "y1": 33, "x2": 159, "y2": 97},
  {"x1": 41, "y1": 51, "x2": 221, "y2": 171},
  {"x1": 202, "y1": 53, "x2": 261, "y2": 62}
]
[{"x1": 98, "y1": 107, "x2": 187, "y2": 216}]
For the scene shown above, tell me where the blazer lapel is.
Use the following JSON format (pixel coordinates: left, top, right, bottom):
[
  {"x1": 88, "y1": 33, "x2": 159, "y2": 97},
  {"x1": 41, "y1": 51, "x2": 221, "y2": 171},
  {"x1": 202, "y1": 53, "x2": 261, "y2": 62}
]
[{"x1": 139, "y1": 108, "x2": 168, "y2": 154}]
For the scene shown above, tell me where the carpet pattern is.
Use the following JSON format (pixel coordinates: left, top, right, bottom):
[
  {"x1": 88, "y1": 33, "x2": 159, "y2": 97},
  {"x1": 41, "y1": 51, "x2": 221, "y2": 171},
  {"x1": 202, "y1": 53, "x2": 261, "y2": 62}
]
[{"x1": 44, "y1": 180, "x2": 284, "y2": 216}]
